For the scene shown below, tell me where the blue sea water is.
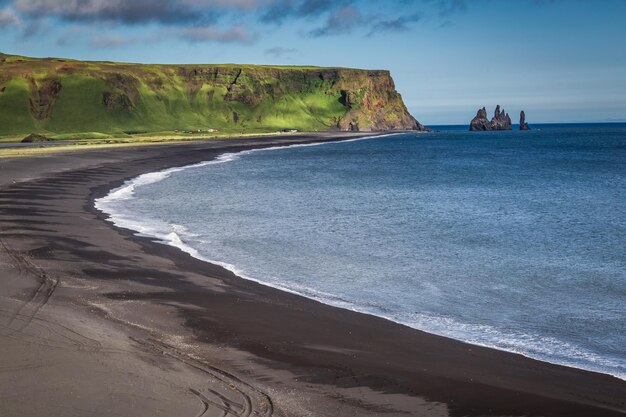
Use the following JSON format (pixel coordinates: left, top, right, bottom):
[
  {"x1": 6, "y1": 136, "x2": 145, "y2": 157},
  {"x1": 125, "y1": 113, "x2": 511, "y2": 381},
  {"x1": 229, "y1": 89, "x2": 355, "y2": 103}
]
[{"x1": 96, "y1": 124, "x2": 626, "y2": 379}]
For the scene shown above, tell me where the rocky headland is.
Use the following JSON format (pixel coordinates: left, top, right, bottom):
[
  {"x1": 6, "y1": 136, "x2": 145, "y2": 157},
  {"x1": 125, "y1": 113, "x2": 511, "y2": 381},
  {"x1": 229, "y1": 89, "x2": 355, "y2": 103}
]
[{"x1": 0, "y1": 52, "x2": 429, "y2": 136}]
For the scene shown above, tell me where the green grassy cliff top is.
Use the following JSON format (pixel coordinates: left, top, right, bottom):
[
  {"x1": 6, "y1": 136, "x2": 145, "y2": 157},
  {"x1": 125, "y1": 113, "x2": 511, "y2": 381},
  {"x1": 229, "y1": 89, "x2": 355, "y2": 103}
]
[{"x1": 0, "y1": 53, "x2": 426, "y2": 138}]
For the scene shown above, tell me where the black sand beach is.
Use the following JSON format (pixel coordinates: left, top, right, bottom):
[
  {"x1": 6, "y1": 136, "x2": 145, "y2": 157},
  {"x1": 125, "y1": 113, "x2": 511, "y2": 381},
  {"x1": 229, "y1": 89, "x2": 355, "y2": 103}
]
[{"x1": 1, "y1": 133, "x2": 625, "y2": 417}]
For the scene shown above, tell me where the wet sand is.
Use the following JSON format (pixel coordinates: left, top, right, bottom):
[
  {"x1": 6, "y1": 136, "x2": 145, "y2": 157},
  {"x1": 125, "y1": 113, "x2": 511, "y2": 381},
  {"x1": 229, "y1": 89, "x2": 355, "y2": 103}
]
[{"x1": 1, "y1": 133, "x2": 624, "y2": 417}]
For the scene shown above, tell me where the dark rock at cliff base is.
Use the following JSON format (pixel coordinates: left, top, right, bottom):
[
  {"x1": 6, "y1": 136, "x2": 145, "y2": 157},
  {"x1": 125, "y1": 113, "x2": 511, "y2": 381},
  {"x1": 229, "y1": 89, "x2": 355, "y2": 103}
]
[
  {"x1": 417, "y1": 122, "x2": 433, "y2": 132},
  {"x1": 411, "y1": 119, "x2": 432, "y2": 132},
  {"x1": 470, "y1": 105, "x2": 512, "y2": 131},
  {"x1": 520, "y1": 110, "x2": 530, "y2": 130},
  {"x1": 21, "y1": 133, "x2": 53, "y2": 143}
]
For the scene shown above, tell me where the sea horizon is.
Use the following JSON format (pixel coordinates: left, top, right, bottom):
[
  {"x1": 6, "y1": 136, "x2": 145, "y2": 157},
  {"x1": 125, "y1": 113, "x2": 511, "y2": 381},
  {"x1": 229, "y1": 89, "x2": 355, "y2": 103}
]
[{"x1": 430, "y1": 121, "x2": 626, "y2": 130}]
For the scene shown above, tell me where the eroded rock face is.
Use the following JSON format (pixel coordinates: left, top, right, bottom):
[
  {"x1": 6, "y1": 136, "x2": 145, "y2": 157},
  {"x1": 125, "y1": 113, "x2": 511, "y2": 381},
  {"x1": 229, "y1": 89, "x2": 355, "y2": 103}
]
[
  {"x1": 469, "y1": 105, "x2": 512, "y2": 131},
  {"x1": 102, "y1": 92, "x2": 135, "y2": 112},
  {"x1": 333, "y1": 72, "x2": 431, "y2": 132},
  {"x1": 29, "y1": 79, "x2": 62, "y2": 120},
  {"x1": 520, "y1": 110, "x2": 530, "y2": 130}
]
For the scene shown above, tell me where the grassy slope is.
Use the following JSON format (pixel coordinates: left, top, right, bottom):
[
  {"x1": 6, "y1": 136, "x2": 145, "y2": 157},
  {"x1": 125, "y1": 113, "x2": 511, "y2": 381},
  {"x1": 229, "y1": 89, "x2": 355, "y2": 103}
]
[{"x1": 0, "y1": 53, "x2": 421, "y2": 138}]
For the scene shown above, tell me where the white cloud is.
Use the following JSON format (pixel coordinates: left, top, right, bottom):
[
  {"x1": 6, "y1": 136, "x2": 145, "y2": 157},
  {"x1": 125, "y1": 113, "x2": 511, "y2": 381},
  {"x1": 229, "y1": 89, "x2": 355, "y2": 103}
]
[
  {"x1": 181, "y1": 25, "x2": 255, "y2": 44},
  {"x1": 308, "y1": 6, "x2": 362, "y2": 37},
  {"x1": 90, "y1": 35, "x2": 138, "y2": 48},
  {"x1": 181, "y1": 0, "x2": 273, "y2": 9},
  {"x1": 264, "y1": 46, "x2": 299, "y2": 57},
  {"x1": 0, "y1": 8, "x2": 22, "y2": 27}
]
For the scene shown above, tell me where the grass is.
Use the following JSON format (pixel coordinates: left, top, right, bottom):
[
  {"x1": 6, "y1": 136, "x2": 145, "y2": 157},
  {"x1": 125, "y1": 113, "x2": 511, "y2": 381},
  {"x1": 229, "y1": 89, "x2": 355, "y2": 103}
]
[
  {"x1": 0, "y1": 130, "x2": 307, "y2": 158},
  {"x1": 0, "y1": 52, "x2": 415, "y2": 141},
  {"x1": 51, "y1": 132, "x2": 114, "y2": 140},
  {"x1": 0, "y1": 141, "x2": 169, "y2": 158},
  {"x1": 0, "y1": 56, "x2": 349, "y2": 134},
  {"x1": 0, "y1": 78, "x2": 38, "y2": 134}
]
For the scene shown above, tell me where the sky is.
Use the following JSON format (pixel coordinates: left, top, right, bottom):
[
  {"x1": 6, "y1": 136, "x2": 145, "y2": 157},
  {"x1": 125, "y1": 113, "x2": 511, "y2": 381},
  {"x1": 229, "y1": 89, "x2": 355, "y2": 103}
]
[{"x1": 1, "y1": 0, "x2": 625, "y2": 125}]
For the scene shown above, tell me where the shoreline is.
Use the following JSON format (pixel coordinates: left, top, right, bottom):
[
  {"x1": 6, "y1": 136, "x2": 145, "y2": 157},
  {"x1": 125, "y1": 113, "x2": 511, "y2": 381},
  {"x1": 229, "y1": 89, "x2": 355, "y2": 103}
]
[
  {"x1": 1, "y1": 132, "x2": 625, "y2": 417},
  {"x1": 94, "y1": 133, "x2": 624, "y2": 382}
]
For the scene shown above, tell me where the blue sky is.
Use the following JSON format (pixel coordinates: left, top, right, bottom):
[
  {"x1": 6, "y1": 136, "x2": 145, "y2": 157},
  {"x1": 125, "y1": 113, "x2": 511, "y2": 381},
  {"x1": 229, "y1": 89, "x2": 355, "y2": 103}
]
[{"x1": 1, "y1": 0, "x2": 625, "y2": 124}]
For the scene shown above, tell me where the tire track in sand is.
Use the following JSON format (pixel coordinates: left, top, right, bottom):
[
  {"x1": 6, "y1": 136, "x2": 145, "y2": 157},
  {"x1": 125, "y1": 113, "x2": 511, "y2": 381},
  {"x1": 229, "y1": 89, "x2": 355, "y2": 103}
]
[
  {"x1": 133, "y1": 337, "x2": 274, "y2": 417},
  {"x1": 0, "y1": 236, "x2": 59, "y2": 335}
]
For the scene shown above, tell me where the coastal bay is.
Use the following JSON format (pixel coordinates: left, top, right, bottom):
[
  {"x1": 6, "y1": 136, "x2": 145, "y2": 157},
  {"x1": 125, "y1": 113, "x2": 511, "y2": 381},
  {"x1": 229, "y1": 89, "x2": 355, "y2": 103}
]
[{"x1": 1, "y1": 133, "x2": 624, "y2": 417}]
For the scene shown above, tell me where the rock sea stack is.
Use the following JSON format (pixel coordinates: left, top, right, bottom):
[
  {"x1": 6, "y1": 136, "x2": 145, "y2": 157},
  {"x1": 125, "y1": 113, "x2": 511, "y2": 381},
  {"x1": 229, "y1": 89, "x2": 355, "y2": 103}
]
[
  {"x1": 470, "y1": 105, "x2": 512, "y2": 131},
  {"x1": 520, "y1": 110, "x2": 530, "y2": 130}
]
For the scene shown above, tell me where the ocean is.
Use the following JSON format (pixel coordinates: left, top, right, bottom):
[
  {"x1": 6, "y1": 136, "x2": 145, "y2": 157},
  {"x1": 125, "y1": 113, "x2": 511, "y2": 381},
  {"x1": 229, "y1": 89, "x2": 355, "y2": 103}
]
[{"x1": 96, "y1": 124, "x2": 626, "y2": 379}]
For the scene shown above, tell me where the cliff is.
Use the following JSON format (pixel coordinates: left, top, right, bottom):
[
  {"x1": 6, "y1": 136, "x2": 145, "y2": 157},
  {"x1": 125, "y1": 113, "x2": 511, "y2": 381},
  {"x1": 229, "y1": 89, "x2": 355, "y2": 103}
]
[
  {"x1": 0, "y1": 53, "x2": 428, "y2": 136},
  {"x1": 470, "y1": 105, "x2": 512, "y2": 131}
]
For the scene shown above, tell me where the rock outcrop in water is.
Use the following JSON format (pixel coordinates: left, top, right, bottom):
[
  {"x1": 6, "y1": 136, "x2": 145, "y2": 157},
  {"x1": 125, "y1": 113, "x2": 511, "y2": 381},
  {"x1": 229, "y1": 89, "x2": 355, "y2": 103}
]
[
  {"x1": 470, "y1": 105, "x2": 512, "y2": 131},
  {"x1": 520, "y1": 110, "x2": 530, "y2": 130},
  {"x1": 470, "y1": 107, "x2": 490, "y2": 131}
]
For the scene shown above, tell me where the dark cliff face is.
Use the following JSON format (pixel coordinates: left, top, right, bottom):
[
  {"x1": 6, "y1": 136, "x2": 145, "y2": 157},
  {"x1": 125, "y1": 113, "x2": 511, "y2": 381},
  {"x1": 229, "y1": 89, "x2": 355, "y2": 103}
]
[
  {"x1": 332, "y1": 71, "x2": 431, "y2": 132},
  {"x1": 520, "y1": 110, "x2": 530, "y2": 130},
  {"x1": 0, "y1": 54, "x2": 429, "y2": 135},
  {"x1": 470, "y1": 105, "x2": 512, "y2": 131}
]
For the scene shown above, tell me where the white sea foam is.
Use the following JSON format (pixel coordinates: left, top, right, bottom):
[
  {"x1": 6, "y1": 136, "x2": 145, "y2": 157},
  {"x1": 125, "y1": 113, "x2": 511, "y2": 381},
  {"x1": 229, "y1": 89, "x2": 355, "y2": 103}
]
[
  {"x1": 94, "y1": 134, "x2": 626, "y2": 382},
  {"x1": 96, "y1": 134, "x2": 396, "y2": 216},
  {"x1": 95, "y1": 134, "x2": 396, "y2": 295}
]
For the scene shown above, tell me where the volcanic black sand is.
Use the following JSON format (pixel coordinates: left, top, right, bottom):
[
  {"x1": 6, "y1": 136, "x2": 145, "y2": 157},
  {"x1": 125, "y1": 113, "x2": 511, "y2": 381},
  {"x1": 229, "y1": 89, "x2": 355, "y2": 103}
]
[{"x1": 1, "y1": 133, "x2": 624, "y2": 417}]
